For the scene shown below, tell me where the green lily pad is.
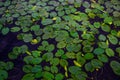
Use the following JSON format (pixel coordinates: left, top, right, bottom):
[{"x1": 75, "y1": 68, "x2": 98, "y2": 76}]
[
  {"x1": 98, "y1": 34, "x2": 106, "y2": 41},
  {"x1": 85, "y1": 62, "x2": 94, "y2": 72},
  {"x1": 84, "y1": 53, "x2": 94, "y2": 60},
  {"x1": 43, "y1": 71, "x2": 54, "y2": 80},
  {"x1": 22, "y1": 73, "x2": 35, "y2": 80},
  {"x1": 55, "y1": 73, "x2": 64, "y2": 80},
  {"x1": 57, "y1": 41, "x2": 66, "y2": 48},
  {"x1": 97, "y1": 54, "x2": 108, "y2": 63},
  {"x1": 66, "y1": 52, "x2": 76, "y2": 59},
  {"x1": 1, "y1": 27, "x2": 9, "y2": 35},
  {"x1": 105, "y1": 48, "x2": 115, "y2": 57},
  {"x1": 0, "y1": 69, "x2": 8, "y2": 80},
  {"x1": 107, "y1": 35, "x2": 118, "y2": 45},
  {"x1": 110, "y1": 61, "x2": 120, "y2": 75},
  {"x1": 104, "y1": 17, "x2": 113, "y2": 24},
  {"x1": 41, "y1": 19, "x2": 53, "y2": 25},
  {"x1": 11, "y1": 27, "x2": 20, "y2": 32},
  {"x1": 93, "y1": 48, "x2": 104, "y2": 55},
  {"x1": 91, "y1": 59, "x2": 103, "y2": 69},
  {"x1": 23, "y1": 34, "x2": 33, "y2": 42}
]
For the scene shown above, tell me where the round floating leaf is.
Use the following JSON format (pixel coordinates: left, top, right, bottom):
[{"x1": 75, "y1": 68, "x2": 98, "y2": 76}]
[
  {"x1": 97, "y1": 54, "x2": 108, "y2": 63},
  {"x1": 32, "y1": 51, "x2": 41, "y2": 57},
  {"x1": 42, "y1": 52, "x2": 53, "y2": 61},
  {"x1": 55, "y1": 73, "x2": 64, "y2": 80},
  {"x1": 107, "y1": 35, "x2": 118, "y2": 45},
  {"x1": 68, "y1": 0, "x2": 74, "y2": 4},
  {"x1": 5, "y1": 62, "x2": 14, "y2": 70},
  {"x1": 110, "y1": 61, "x2": 120, "y2": 75},
  {"x1": 98, "y1": 42, "x2": 108, "y2": 49},
  {"x1": 55, "y1": 49, "x2": 64, "y2": 57},
  {"x1": 0, "y1": 61, "x2": 6, "y2": 70},
  {"x1": 0, "y1": 69, "x2": 8, "y2": 80},
  {"x1": 116, "y1": 47, "x2": 120, "y2": 54},
  {"x1": 23, "y1": 65, "x2": 33, "y2": 73},
  {"x1": 98, "y1": 34, "x2": 106, "y2": 41},
  {"x1": 91, "y1": 59, "x2": 103, "y2": 69},
  {"x1": 84, "y1": 53, "x2": 94, "y2": 60},
  {"x1": 43, "y1": 71, "x2": 54, "y2": 80},
  {"x1": 50, "y1": 58, "x2": 59, "y2": 66},
  {"x1": 31, "y1": 25, "x2": 40, "y2": 31},
  {"x1": 57, "y1": 41, "x2": 66, "y2": 48},
  {"x1": 41, "y1": 19, "x2": 53, "y2": 25},
  {"x1": 22, "y1": 73, "x2": 35, "y2": 80},
  {"x1": 69, "y1": 66, "x2": 81, "y2": 74},
  {"x1": 93, "y1": 48, "x2": 104, "y2": 55},
  {"x1": 66, "y1": 52, "x2": 76, "y2": 59},
  {"x1": 60, "y1": 59, "x2": 68, "y2": 67},
  {"x1": 23, "y1": 34, "x2": 33, "y2": 42},
  {"x1": 24, "y1": 56, "x2": 34, "y2": 64},
  {"x1": 11, "y1": 27, "x2": 20, "y2": 32},
  {"x1": 93, "y1": 22, "x2": 101, "y2": 28},
  {"x1": 31, "y1": 65, "x2": 42, "y2": 73},
  {"x1": 83, "y1": 45, "x2": 93, "y2": 53},
  {"x1": 32, "y1": 58, "x2": 42, "y2": 65},
  {"x1": 1, "y1": 27, "x2": 9, "y2": 35},
  {"x1": 82, "y1": 1, "x2": 90, "y2": 8},
  {"x1": 51, "y1": 66, "x2": 58, "y2": 73},
  {"x1": 104, "y1": 17, "x2": 113, "y2": 24},
  {"x1": 85, "y1": 62, "x2": 94, "y2": 72},
  {"x1": 101, "y1": 24, "x2": 110, "y2": 32},
  {"x1": 105, "y1": 48, "x2": 115, "y2": 57}
]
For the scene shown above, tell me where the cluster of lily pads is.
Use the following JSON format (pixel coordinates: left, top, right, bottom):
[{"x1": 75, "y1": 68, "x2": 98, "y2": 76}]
[{"x1": 0, "y1": 0, "x2": 120, "y2": 80}]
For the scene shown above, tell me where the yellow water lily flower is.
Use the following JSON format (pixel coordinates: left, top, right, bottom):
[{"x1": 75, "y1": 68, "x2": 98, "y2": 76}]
[
  {"x1": 52, "y1": 17, "x2": 57, "y2": 20},
  {"x1": 31, "y1": 39, "x2": 38, "y2": 44},
  {"x1": 73, "y1": 60, "x2": 82, "y2": 67}
]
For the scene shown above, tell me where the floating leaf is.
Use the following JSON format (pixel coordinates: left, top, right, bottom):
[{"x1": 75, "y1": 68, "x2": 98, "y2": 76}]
[
  {"x1": 22, "y1": 73, "x2": 34, "y2": 80},
  {"x1": 104, "y1": 17, "x2": 113, "y2": 24},
  {"x1": 69, "y1": 66, "x2": 81, "y2": 74},
  {"x1": 57, "y1": 41, "x2": 66, "y2": 48},
  {"x1": 85, "y1": 62, "x2": 94, "y2": 72},
  {"x1": 51, "y1": 66, "x2": 58, "y2": 73},
  {"x1": 55, "y1": 73, "x2": 64, "y2": 80},
  {"x1": 93, "y1": 48, "x2": 104, "y2": 55},
  {"x1": 97, "y1": 54, "x2": 108, "y2": 63},
  {"x1": 110, "y1": 61, "x2": 120, "y2": 75},
  {"x1": 101, "y1": 24, "x2": 111, "y2": 32},
  {"x1": 11, "y1": 27, "x2": 20, "y2": 32},
  {"x1": 0, "y1": 69, "x2": 8, "y2": 80},
  {"x1": 23, "y1": 65, "x2": 33, "y2": 73},
  {"x1": 93, "y1": 22, "x2": 101, "y2": 28},
  {"x1": 105, "y1": 48, "x2": 115, "y2": 57},
  {"x1": 60, "y1": 59, "x2": 68, "y2": 67},
  {"x1": 41, "y1": 19, "x2": 53, "y2": 25},
  {"x1": 66, "y1": 52, "x2": 76, "y2": 59},
  {"x1": 43, "y1": 71, "x2": 54, "y2": 80},
  {"x1": 50, "y1": 58, "x2": 59, "y2": 66},
  {"x1": 55, "y1": 49, "x2": 64, "y2": 57},
  {"x1": 1, "y1": 27, "x2": 9, "y2": 35},
  {"x1": 23, "y1": 34, "x2": 33, "y2": 42},
  {"x1": 91, "y1": 59, "x2": 103, "y2": 69},
  {"x1": 84, "y1": 53, "x2": 94, "y2": 60},
  {"x1": 107, "y1": 35, "x2": 118, "y2": 45},
  {"x1": 98, "y1": 34, "x2": 106, "y2": 41}
]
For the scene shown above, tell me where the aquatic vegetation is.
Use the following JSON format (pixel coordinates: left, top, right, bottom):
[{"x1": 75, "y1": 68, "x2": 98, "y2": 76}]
[{"x1": 0, "y1": 0, "x2": 120, "y2": 80}]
